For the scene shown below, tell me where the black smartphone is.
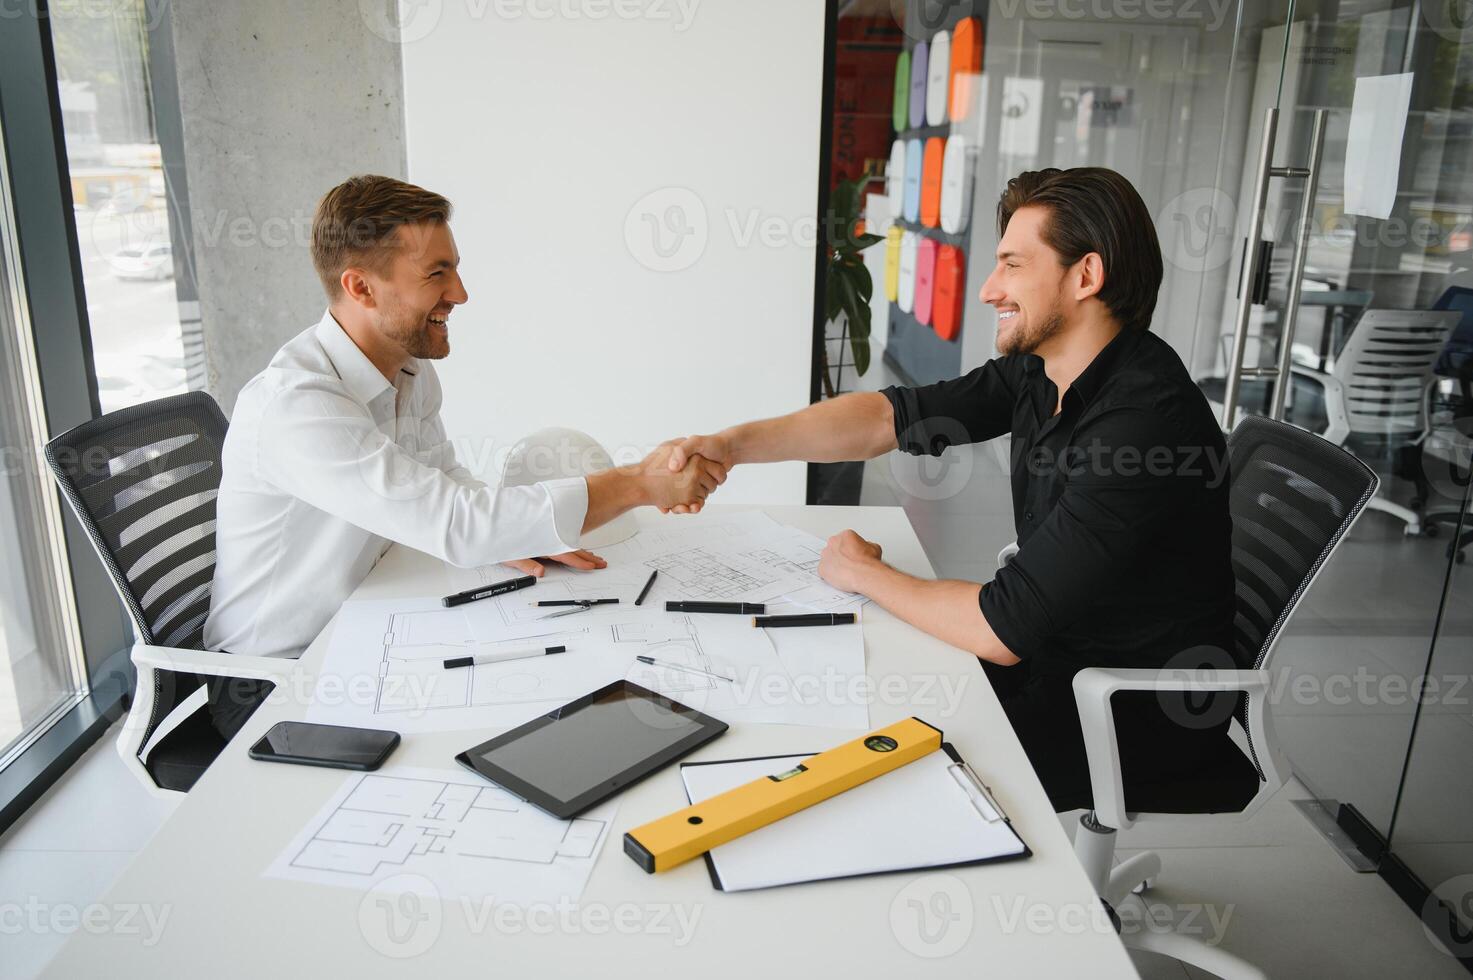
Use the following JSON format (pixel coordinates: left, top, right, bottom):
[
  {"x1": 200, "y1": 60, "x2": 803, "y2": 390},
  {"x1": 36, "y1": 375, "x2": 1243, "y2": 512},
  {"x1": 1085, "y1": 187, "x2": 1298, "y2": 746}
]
[{"x1": 249, "y1": 721, "x2": 399, "y2": 771}]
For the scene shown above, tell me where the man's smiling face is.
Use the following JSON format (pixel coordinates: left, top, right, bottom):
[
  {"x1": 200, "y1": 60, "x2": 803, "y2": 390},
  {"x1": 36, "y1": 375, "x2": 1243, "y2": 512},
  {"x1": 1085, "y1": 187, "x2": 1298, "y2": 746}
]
[
  {"x1": 368, "y1": 221, "x2": 468, "y2": 361},
  {"x1": 978, "y1": 205, "x2": 1069, "y2": 356}
]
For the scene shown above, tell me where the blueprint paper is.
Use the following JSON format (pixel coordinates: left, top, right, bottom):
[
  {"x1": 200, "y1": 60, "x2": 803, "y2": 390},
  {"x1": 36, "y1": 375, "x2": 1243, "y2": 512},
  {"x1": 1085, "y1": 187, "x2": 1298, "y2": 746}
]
[
  {"x1": 306, "y1": 600, "x2": 868, "y2": 735},
  {"x1": 264, "y1": 767, "x2": 614, "y2": 905}
]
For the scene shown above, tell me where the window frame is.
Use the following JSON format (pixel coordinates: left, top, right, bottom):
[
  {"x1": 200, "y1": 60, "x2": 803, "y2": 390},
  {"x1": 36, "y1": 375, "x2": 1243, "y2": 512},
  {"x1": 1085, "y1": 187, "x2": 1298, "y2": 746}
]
[{"x1": 0, "y1": 0, "x2": 137, "y2": 834}]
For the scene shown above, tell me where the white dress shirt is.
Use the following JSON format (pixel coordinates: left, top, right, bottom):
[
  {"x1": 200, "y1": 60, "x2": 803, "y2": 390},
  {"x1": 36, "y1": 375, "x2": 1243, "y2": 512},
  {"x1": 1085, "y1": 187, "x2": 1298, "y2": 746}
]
[{"x1": 204, "y1": 312, "x2": 588, "y2": 659}]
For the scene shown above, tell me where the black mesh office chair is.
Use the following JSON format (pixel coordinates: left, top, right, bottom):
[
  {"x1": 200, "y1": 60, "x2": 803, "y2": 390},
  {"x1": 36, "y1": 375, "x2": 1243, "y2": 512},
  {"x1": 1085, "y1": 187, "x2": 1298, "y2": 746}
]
[
  {"x1": 997, "y1": 416, "x2": 1378, "y2": 979},
  {"x1": 45, "y1": 392, "x2": 290, "y2": 795}
]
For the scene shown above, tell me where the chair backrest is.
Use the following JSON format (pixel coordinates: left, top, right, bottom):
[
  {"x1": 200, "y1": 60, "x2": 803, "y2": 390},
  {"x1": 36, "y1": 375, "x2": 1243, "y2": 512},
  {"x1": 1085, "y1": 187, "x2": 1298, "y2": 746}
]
[
  {"x1": 44, "y1": 392, "x2": 227, "y2": 650},
  {"x1": 1331, "y1": 309, "x2": 1460, "y2": 438},
  {"x1": 1226, "y1": 416, "x2": 1378, "y2": 775},
  {"x1": 1227, "y1": 415, "x2": 1379, "y2": 672}
]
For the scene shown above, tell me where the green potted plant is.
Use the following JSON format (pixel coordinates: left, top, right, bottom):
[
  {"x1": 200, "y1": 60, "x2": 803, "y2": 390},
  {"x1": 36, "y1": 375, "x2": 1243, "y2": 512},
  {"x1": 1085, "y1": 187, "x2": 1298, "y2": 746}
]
[
  {"x1": 811, "y1": 175, "x2": 885, "y2": 505},
  {"x1": 820, "y1": 176, "x2": 885, "y2": 398}
]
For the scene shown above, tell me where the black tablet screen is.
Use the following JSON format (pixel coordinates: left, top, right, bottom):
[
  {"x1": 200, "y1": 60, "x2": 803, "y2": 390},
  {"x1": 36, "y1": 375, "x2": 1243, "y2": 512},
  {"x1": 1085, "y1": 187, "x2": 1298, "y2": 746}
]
[{"x1": 472, "y1": 686, "x2": 707, "y2": 803}]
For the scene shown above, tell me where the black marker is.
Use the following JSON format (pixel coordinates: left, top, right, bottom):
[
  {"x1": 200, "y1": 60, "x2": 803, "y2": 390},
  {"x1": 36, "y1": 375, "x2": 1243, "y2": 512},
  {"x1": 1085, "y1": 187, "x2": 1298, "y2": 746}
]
[
  {"x1": 665, "y1": 601, "x2": 765, "y2": 615},
  {"x1": 634, "y1": 569, "x2": 659, "y2": 606},
  {"x1": 753, "y1": 613, "x2": 857, "y2": 628},
  {"x1": 442, "y1": 574, "x2": 537, "y2": 608},
  {"x1": 536, "y1": 599, "x2": 619, "y2": 607}
]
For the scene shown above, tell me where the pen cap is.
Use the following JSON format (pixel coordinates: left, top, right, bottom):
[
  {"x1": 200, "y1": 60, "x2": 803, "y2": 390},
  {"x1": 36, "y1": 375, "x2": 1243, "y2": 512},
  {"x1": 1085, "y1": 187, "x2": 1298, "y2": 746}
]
[{"x1": 501, "y1": 428, "x2": 636, "y2": 548}]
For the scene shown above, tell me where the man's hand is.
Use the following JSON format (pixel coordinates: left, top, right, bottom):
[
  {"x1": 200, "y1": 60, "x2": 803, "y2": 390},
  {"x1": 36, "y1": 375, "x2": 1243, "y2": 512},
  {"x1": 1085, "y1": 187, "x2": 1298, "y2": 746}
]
[
  {"x1": 817, "y1": 529, "x2": 884, "y2": 593},
  {"x1": 504, "y1": 550, "x2": 607, "y2": 577},
  {"x1": 642, "y1": 442, "x2": 726, "y2": 513},
  {"x1": 664, "y1": 432, "x2": 734, "y2": 514},
  {"x1": 666, "y1": 432, "x2": 735, "y2": 474}
]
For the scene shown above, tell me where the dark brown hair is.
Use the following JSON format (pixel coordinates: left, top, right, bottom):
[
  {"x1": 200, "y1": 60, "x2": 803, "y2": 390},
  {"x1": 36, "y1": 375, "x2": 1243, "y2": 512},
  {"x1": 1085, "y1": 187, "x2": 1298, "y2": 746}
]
[
  {"x1": 311, "y1": 175, "x2": 452, "y2": 299},
  {"x1": 996, "y1": 167, "x2": 1163, "y2": 332}
]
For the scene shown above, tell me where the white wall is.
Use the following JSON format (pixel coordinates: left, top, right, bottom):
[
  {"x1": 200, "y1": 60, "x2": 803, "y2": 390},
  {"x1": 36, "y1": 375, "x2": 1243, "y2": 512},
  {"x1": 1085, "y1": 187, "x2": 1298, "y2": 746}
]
[{"x1": 401, "y1": 0, "x2": 827, "y2": 504}]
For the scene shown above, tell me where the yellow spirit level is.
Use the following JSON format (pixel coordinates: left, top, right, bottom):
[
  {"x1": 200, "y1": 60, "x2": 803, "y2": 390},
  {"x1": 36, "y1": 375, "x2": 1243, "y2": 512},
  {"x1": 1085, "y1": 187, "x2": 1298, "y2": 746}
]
[{"x1": 623, "y1": 717, "x2": 943, "y2": 873}]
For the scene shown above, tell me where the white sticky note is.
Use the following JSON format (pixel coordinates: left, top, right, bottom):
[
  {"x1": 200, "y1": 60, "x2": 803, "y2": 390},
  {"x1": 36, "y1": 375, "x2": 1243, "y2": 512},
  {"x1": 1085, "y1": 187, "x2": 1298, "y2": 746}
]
[{"x1": 1344, "y1": 72, "x2": 1413, "y2": 220}]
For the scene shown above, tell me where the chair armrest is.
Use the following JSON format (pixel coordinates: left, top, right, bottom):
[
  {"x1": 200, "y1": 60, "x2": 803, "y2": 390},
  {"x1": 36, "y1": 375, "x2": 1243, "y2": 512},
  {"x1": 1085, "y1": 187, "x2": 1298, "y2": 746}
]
[
  {"x1": 131, "y1": 644, "x2": 296, "y2": 683},
  {"x1": 1072, "y1": 667, "x2": 1273, "y2": 830}
]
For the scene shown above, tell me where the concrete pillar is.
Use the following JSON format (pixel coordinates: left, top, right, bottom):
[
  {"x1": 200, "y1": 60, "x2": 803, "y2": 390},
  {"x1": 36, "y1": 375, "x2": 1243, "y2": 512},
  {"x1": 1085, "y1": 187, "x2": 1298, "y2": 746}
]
[{"x1": 161, "y1": 0, "x2": 407, "y2": 414}]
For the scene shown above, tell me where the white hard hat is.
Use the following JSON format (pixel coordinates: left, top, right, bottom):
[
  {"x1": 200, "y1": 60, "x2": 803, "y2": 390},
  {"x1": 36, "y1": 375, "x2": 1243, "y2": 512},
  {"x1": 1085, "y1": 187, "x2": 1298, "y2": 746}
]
[{"x1": 500, "y1": 427, "x2": 638, "y2": 548}]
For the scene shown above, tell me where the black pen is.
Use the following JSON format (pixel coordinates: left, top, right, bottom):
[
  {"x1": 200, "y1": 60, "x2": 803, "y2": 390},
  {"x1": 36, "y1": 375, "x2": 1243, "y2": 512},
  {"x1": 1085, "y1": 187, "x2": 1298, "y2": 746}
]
[
  {"x1": 666, "y1": 601, "x2": 765, "y2": 615},
  {"x1": 634, "y1": 569, "x2": 658, "y2": 606},
  {"x1": 753, "y1": 613, "x2": 857, "y2": 628},
  {"x1": 536, "y1": 599, "x2": 619, "y2": 607},
  {"x1": 442, "y1": 574, "x2": 537, "y2": 608}
]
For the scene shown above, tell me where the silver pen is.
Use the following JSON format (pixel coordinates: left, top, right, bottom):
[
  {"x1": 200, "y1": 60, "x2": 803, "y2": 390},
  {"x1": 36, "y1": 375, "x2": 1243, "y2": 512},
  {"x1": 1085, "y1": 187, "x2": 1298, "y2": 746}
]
[{"x1": 635, "y1": 655, "x2": 734, "y2": 682}]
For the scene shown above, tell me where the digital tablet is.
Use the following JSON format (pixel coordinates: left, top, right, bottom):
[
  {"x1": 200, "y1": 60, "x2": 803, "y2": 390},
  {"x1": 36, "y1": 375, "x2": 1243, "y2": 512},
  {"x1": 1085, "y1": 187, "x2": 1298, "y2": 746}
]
[{"x1": 455, "y1": 681, "x2": 728, "y2": 819}]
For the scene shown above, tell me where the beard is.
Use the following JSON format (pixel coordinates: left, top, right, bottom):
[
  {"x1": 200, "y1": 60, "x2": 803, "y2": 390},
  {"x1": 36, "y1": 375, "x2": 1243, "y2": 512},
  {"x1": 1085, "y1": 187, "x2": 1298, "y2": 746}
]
[
  {"x1": 378, "y1": 297, "x2": 449, "y2": 360},
  {"x1": 998, "y1": 309, "x2": 1064, "y2": 356}
]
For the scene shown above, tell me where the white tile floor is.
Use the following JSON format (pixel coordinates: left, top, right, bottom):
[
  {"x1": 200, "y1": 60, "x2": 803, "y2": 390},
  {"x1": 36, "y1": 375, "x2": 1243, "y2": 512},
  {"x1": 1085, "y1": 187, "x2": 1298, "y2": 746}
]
[{"x1": 0, "y1": 724, "x2": 177, "y2": 980}]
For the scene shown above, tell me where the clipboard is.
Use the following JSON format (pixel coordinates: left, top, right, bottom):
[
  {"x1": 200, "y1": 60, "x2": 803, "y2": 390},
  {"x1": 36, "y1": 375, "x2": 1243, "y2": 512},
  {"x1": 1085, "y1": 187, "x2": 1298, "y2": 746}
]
[{"x1": 679, "y1": 743, "x2": 1031, "y2": 892}]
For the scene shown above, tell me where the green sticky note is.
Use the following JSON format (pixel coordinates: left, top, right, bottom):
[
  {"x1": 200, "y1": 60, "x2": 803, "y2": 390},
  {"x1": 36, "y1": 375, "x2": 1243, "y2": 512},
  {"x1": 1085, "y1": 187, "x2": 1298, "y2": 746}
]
[{"x1": 892, "y1": 50, "x2": 911, "y2": 134}]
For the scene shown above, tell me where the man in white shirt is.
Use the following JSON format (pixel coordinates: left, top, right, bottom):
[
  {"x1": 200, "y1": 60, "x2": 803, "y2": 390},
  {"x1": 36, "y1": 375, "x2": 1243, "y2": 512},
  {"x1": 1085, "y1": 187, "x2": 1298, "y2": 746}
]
[{"x1": 203, "y1": 175, "x2": 724, "y2": 736}]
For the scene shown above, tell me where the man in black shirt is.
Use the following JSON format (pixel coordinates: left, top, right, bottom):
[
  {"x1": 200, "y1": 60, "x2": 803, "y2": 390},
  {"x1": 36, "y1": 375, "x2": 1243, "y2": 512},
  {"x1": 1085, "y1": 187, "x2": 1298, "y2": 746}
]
[{"x1": 662, "y1": 167, "x2": 1237, "y2": 811}]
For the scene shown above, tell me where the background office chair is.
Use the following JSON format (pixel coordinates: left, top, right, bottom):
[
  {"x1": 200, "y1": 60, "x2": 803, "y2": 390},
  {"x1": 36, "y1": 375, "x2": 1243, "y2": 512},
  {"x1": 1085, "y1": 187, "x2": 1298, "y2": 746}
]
[
  {"x1": 44, "y1": 391, "x2": 292, "y2": 797},
  {"x1": 1287, "y1": 308, "x2": 1458, "y2": 536},
  {"x1": 1421, "y1": 286, "x2": 1473, "y2": 561},
  {"x1": 997, "y1": 416, "x2": 1378, "y2": 980}
]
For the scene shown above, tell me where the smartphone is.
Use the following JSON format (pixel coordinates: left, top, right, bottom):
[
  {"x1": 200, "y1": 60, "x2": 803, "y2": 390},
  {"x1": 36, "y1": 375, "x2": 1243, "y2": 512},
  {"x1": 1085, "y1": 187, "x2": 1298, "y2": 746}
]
[{"x1": 248, "y1": 721, "x2": 399, "y2": 771}]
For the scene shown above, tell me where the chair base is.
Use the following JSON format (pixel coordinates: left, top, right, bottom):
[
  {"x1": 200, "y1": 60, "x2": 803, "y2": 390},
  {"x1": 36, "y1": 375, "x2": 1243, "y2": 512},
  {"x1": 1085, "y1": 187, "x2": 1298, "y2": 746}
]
[
  {"x1": 1366, "y1": 493, "x2": 1424, "y2": 536},
  {"x1": 1075, "y1": 813, "x2": 1267, "y2": 980}
]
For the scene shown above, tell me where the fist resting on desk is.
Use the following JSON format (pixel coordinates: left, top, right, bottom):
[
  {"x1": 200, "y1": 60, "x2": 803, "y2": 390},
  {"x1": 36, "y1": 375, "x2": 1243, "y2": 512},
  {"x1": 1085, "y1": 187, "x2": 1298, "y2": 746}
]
[{"x1": 818, "y1": 529, "x2": 884, "y2": 594}]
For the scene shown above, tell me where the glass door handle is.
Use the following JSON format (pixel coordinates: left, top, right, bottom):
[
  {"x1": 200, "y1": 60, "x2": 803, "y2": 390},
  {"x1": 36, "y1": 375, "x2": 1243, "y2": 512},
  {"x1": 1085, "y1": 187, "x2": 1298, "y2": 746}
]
[
  {"x1": 1268, "y1": 109, "x2": 1329, "y2": 422},
  {"x1": 1221, "y1": 107, "x2": 1330, "y2": 428}
]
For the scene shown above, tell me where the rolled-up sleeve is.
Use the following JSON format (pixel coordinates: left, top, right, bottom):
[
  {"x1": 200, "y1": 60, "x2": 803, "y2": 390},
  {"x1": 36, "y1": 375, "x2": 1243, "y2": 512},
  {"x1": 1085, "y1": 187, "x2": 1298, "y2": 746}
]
[
  {"x1": 882, "y1": 357, "x2": 1021, "y2": 456},
  {"x1": 255, "y1": 383, "x2": 587, "y2": 568},
  {"x1": 980, "y1": 409, "x2": 1192, "y2": 660}
]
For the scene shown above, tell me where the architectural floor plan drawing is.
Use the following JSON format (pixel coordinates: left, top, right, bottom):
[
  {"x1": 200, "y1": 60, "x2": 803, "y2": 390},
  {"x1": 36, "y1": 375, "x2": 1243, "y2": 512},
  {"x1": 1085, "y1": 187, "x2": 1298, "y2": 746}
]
[
  {"x1": 307, "y1": 513, "x2": 870, "y2": 735},
  {"x1": 265, "y1": 768, "x2": 615, "y2": 904}
]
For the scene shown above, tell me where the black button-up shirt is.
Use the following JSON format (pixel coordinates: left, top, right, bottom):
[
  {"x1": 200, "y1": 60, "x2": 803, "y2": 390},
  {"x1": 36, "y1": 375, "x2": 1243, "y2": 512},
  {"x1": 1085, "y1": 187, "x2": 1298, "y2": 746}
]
[{"x1": 883, "y1": 328, "x2": 1235, "y2": 684}]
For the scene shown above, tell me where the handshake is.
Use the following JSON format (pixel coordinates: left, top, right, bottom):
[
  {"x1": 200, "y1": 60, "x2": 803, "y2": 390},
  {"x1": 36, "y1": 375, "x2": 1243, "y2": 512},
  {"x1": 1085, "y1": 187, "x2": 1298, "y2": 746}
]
[{"x1": 627, "y1": 433, "x2": 731, "y2": 514}]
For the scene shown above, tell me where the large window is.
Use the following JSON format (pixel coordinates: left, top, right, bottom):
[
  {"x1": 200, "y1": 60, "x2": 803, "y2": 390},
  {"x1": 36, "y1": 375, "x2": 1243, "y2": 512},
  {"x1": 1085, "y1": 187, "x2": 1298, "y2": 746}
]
[
  {"x1": 48, "y1": 0, "x2": 195, "y2": 414},
  {"x1": 0, "y1": 140, "x2": 87, "y2": 764}
]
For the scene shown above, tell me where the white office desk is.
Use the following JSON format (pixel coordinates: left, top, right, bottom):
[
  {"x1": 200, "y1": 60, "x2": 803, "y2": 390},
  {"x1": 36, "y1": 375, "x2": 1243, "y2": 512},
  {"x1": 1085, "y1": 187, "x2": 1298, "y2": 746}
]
[{"x1": 44, "y1": 506, "x2": 1135, "y2": 979}]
